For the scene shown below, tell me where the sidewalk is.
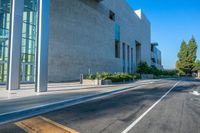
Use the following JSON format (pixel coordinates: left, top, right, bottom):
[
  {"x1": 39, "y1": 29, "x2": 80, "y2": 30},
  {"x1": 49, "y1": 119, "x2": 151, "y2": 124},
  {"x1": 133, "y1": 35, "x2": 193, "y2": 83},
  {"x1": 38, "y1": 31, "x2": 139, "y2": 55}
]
[
  {"x1": 0, "y1": 79, "x2": 162, "y2": 124},
  {"x1": 0, "y1": 79, "x2": 160, "y2": 101},
  {"x1": 0, "y1": 82, "x2": 108, "y2": 100}
]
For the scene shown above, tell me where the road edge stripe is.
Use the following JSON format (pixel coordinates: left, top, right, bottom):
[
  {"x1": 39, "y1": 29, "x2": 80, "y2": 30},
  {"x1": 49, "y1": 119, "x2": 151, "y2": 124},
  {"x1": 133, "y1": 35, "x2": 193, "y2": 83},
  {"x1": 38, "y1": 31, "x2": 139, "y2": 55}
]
[{"x1": 121, "y1": 81, "x2": 180, "y2": 133}]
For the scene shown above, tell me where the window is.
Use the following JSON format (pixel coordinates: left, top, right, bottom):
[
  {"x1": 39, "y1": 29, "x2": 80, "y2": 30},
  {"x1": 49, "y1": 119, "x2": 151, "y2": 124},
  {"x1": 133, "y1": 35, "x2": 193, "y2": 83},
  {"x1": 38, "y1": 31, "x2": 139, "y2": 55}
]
[
  {"x1": 0, "y1": 0, "x2": 10, "y2": 82},
  {"x1": 131, "y1": 48, "x2": 133, "y2": 73},
  {"x1": 115, "y1": 24, "x2": 120, "y2": 41},
  {"x1": 115, "y1": 41, "x2": 120, "y2": 58},
  {"x1": 127, "y1": 45, "x2": 130, "y2": 73},
  {"x1": 136, "y1": 41, "x2": 141, "y2": 65},
  {"x1": 109, "y1": 10, "x2": 115, "y2": 21},
  {"x1": 151, "y1": 58, "x2": 156, "y2": 63},
  {"x1": 151, "y1": 45, "x2": 154, "y2": 52},
  {"x1": 21, "y1": 0, "x2": 37, "y2": 82},
  {"x1": 114, "y1": 24, "x2": 120, "y2": 58},
  {"x1": 123, "y1": 43, "x2": 126, "y2": 60},
  {"x1": 123, "y1": 43, "x2": 126, "y2": 72}
]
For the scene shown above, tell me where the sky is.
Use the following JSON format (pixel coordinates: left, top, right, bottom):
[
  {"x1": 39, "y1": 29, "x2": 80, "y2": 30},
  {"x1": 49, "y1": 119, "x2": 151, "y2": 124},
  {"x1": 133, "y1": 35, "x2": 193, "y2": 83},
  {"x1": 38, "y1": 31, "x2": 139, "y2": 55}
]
[{"x1": 127, "y1": 0, "x2": 200, "y2": 69}]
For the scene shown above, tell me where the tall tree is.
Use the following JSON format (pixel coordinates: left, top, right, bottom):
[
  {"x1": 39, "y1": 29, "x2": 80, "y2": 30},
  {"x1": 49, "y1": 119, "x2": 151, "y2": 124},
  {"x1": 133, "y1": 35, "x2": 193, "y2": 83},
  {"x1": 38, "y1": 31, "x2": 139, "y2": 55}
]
[
  {"x1": 187, "y1": 37, "x2": 198, "y2": 74},
  {"x1": 176, "y1": 37, "x2": 198, "y2": 76},
  {"x1": 176, "y1": 40, "x2": 188, "y2": 75}
]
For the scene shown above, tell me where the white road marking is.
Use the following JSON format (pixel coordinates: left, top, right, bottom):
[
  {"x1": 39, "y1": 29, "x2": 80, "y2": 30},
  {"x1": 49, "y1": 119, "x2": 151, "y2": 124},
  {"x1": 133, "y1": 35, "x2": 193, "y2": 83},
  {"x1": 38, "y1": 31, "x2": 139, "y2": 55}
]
[
  {"x1": 190, "y1": 91, "x2": 200, "y2": 96},
  {"x1": 121, "y1": 81, "x2": 180, "y2": 133}
]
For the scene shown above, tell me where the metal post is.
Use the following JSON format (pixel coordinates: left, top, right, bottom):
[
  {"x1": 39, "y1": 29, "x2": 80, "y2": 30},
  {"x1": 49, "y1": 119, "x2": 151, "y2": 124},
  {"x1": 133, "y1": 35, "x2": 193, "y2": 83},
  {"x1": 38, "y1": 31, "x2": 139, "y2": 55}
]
[
  {"x1": 7, "y1": 0, "x2": 24, "y2": 91},
  {"x1": 35, "y1": 0, "x2": 50, "y2": 92},
  {"x1": 80, "y1": 74, "x2": 83, "y2": 84}
]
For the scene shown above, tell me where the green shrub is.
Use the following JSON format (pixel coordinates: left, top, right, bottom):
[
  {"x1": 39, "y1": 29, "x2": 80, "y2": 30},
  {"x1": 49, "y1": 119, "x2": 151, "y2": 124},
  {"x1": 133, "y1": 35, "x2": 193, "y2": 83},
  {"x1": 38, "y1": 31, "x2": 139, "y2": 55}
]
[
  {"x1": 85, "y1": 74, "x2": 96, "y2": 80},
  {"x1": 85, "y1": 67, "x2": 178, "y2": 82},
  {"x1": 85, "y1": 72, "x2": 140, "y2": 82},
  {"x1": 96, "y1": 72, "x2": 111, "y2": 80},
  {"x1": 137, "y1": 62, "x2": 151, "y2": 74},
  {"x1": 150, "y1": 66, "x2": 163, "y2": 76},
  {"x1": 109, "y1": 73, "x2": 123, "y2": 82},
  {"x1": 131, "y1": 73, "x2": 141, "y2": 79},
  {"x1": 137, "y1": 61, "x2": 178, "y2": 78},
  {"x1": 161, "y1": 69, "x2": 178, "y2": 76}
]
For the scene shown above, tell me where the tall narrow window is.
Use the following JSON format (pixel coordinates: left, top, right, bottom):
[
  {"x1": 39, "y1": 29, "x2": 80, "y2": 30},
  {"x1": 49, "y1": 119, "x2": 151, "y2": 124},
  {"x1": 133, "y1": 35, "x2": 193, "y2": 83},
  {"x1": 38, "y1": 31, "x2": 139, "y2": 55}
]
[
  {"x1": 131, "y1": 48, "x2": 133, "y2": 73},
  {"x1": 123, "y1": 43, "x2": 126, "y2": 72},
  {"x1": 136, "y1": 41, "x2": 141, "y2": 65},
  {"x1": 127, "y1": 45, "x2": 130, "y2": 73},
  {"x1": 114, "y1": 24, "x2": 120, "y2": 58},
  {"x1": 115, "y1": 24, "x2": 120, "y2": 41},
  {"x1": 115, "y1": 41, "x2": 120, "y2": 58}
]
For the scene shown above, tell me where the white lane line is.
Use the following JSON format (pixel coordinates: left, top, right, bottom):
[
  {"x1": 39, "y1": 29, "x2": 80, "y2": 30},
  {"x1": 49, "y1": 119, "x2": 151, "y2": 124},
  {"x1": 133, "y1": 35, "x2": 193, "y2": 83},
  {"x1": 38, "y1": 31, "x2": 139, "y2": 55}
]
[
  {"x1": 190, "y1": 91, "x2": 200, "y2": 96},
  {"x1": 121, "y1": 81, "x2": 180, "y2": 133}
]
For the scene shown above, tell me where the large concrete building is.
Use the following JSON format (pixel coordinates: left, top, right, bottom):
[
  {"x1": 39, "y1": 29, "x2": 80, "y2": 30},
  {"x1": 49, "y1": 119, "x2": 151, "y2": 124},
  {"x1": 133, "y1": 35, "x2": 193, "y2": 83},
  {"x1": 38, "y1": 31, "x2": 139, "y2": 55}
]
[{"x1": 0, "y1": 0, "x2": 151, "y2": 91}]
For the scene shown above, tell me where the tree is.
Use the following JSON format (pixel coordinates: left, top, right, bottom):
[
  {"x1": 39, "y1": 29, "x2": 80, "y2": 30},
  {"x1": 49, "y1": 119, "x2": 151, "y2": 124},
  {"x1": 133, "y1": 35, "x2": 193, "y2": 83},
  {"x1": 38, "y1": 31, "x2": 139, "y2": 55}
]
[
  {"x1": 176, "y1": 40, "x2": 188, "y2": 75},
  {"x1": 176, "y1": 37, "x2": 198, "y2": 76},
  {"x1": 193, "y1": 60, "x2": 200, "y2": 72},
  {"x1": 187, "y1": 37, "x2": 197, "y2": 74}
]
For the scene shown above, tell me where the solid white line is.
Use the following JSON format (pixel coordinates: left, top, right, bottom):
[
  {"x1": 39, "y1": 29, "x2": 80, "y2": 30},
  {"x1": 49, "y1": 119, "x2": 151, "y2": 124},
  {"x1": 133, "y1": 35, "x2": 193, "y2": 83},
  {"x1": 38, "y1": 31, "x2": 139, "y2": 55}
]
[{"x1": 121, "y1": 81, "x2": 180, "y2": 133}]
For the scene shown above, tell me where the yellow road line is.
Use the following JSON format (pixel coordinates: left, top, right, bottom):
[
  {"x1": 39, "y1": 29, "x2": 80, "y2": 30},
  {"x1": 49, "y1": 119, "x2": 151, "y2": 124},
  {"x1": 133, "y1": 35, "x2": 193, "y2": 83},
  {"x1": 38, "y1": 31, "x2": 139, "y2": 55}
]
[{"x1": 15, "y1": 116, "x2": 80, "y2": 133}]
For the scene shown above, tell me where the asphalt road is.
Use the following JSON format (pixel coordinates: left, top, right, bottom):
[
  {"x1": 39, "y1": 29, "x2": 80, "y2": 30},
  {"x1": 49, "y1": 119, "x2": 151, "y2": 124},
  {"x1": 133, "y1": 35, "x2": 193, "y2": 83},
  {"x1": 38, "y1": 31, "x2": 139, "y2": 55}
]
[{"x1": 0, "y1": 78, "x2": 199, "y2": 133}]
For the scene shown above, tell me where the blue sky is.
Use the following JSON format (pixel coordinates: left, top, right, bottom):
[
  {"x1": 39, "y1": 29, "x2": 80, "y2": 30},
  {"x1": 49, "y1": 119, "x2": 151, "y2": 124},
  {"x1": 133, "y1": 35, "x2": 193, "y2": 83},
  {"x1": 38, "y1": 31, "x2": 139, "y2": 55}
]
[{"x1": 127, "y1": 0, "x2": 200, "y2": 69}]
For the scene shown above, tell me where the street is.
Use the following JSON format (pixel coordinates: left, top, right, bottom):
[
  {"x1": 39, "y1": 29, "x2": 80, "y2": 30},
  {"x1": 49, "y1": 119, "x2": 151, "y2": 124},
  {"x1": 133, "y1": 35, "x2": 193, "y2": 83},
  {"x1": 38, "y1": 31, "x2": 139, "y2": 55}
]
[{"x1": 0, "y1": 78, "x2": 199, "y2": 133}]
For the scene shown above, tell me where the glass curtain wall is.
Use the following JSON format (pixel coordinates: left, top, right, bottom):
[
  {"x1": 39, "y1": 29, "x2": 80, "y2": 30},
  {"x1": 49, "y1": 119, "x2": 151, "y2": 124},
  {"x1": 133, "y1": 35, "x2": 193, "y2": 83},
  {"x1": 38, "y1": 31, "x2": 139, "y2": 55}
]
[
  {"x1": 0, "y1": 0, "x2": 10, "y2": 82},
  {"x1": 21, "y1": 0, "x2": 37, "y2": 82},
  {"x1": 0, "y1": 0, "x2": 37, "y2": 83}
]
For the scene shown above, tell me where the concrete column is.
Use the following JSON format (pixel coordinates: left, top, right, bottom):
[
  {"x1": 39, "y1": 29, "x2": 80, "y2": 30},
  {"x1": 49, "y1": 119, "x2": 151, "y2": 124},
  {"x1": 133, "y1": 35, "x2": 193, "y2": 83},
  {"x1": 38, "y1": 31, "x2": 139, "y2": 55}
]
[
  {"x1": 7, "y1": 0, "x2": 24, "y2": 91},
  {"x1": 35, "y1": 0, "x2": 50, "y2": 92}
]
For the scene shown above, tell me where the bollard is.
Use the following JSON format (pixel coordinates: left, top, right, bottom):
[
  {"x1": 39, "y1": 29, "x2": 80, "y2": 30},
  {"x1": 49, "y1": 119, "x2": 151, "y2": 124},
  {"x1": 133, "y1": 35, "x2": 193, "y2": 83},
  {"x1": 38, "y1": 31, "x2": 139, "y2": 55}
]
[{"x1": 80, "y1": 74, "x2": 83, "y2": 84}]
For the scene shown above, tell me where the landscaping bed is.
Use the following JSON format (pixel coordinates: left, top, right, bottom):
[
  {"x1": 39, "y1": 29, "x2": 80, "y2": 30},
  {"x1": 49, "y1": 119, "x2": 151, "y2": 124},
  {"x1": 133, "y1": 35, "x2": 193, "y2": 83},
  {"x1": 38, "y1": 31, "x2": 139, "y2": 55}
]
[{"x1": 84, "y1": 72, "x2": 140, "y2": 85}]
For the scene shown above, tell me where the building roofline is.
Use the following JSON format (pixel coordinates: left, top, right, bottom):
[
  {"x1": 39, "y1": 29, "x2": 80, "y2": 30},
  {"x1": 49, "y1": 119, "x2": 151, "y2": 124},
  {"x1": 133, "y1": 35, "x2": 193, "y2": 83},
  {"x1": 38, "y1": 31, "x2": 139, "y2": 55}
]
[{"x1": 151, "y1": 42, "x2": 159, "y2": 46}]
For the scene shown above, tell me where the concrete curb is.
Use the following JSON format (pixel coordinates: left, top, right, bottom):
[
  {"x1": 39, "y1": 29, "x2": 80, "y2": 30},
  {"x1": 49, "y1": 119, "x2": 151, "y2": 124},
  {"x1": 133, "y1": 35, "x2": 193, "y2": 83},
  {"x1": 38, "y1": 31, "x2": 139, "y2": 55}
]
[{"x1": 0, "y1": 84, "x2": 146, "y2": 125}]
